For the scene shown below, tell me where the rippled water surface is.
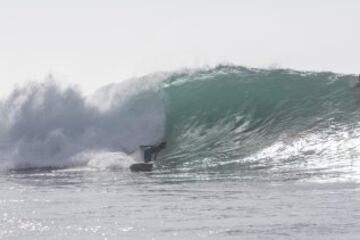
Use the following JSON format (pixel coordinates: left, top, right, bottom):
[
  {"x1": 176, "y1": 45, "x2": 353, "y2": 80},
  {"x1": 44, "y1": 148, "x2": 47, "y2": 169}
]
[{"x1": 1, "y1": 168, "x2": 360, "y2": 240}]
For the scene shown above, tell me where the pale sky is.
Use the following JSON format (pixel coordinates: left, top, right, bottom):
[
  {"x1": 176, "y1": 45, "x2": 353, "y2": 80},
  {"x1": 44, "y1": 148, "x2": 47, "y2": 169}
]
[{"x1": 0, "y1": 0, "x2": 359, "y2": 96}]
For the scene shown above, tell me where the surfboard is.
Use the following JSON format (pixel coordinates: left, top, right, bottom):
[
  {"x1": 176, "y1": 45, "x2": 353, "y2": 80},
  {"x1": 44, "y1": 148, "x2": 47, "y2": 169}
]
[{"x1": 130, "y1": 163, "x2": 153, "y2": 172}]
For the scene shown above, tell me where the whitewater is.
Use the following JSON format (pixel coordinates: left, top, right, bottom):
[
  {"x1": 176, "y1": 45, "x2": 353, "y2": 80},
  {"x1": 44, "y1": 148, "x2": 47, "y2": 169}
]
[{"x1": 1, "y1": 65, "x2": 360, "y2": 239}]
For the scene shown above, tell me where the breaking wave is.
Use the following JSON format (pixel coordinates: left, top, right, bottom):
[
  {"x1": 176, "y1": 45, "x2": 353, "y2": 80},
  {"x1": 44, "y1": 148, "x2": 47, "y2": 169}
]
[
  {"x1": 1, "y1": 65, "x2": 360, "y2": 180},
  {"x1": 0, "y1": 76, "x2": 165, "y2": 170}
]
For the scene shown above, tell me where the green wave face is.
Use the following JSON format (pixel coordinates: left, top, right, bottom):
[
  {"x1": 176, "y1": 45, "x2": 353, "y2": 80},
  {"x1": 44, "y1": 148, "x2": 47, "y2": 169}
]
[
  {"x1": 160, "y1": 66, "x2": 358, "y2": 174},
  {"x1": 1, "y1": 65, "x2": 359, "y2": 178}
]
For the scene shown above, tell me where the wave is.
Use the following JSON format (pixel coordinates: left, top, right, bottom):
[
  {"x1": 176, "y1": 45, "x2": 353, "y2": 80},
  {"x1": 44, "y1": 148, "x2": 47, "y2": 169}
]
[
  {"x1": 1, "y1": 65, "x2": 360, "y2": 179},
  {"x1": 0, "y1": 77, "x2": 165, "y2": 170},
  {"x1": 161, "y1": 66, "x2": 360, "y2": 175}
]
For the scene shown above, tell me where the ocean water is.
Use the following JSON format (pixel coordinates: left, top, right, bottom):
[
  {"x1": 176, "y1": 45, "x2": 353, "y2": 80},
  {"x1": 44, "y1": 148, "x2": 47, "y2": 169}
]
[{"x1": 1, "y1": 66, "x2": 360, "y2": 239}]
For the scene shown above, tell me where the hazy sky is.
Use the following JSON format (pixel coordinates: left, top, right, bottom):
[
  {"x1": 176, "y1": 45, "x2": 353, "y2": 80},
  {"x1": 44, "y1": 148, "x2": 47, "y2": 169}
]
[{"x1": 0, "y1": 0, "x2": 359, "y2": 95}]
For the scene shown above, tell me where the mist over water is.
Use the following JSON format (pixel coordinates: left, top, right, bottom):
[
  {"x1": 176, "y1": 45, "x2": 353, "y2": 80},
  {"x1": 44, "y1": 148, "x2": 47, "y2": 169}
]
[
  {"x1": 0, "y1": 65, "x2": 359, "y2": 182},
  {"x1": 1, "y1": 65, "x2": 360, "y2": 240},
  {"x1": 0, "y1": 77, "x2": 165, "y2": 170}
]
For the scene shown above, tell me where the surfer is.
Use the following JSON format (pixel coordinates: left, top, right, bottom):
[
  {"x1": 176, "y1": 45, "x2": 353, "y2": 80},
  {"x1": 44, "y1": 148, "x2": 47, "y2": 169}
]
[
  {"x1": 355, "y1": 74, "x2": 360, "y2": 87},
  {"x1": 140, "y1": 142, "x2": 166, "y2": 163}
]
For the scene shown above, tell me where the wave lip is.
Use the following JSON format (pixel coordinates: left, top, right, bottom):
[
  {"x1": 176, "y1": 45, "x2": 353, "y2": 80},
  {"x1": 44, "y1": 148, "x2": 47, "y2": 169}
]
[
  {"x1": 0, "y1": 65, "x2": 359, "y2": 180},
  {"x1": 161, "y1": 66, "x2": 359, "y2": 179}
]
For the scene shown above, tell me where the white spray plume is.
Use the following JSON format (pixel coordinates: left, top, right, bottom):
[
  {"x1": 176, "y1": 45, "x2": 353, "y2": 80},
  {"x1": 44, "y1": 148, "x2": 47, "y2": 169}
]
[{"x1": 0, "y1": 77, "x2": 166, "y2": 170}]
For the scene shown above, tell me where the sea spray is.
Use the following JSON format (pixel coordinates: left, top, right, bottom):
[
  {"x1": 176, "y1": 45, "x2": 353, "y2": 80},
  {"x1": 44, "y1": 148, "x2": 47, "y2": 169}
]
[
  {"x1": 0, "y1": 66, "x2": 359, "y2": 179},
  {"x1": 0, "y1": 78, "x2": 165, "y2": 170}
]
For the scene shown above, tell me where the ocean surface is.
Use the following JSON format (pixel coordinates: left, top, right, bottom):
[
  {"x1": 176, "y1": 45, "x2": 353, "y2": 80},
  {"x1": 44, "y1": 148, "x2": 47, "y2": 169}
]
[{"x1": 1, "y1": 65, "x2": 360, "y2": 239}]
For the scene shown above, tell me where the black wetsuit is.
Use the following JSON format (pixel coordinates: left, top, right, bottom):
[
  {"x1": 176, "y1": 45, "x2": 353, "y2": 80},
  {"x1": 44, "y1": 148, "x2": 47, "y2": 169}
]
[
  {"x1": 141, "y1": 142, "x2": 166, "y2": 163},
  {"x1": 143, "y1": 147, "x2": 154, "y2": 163}
]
